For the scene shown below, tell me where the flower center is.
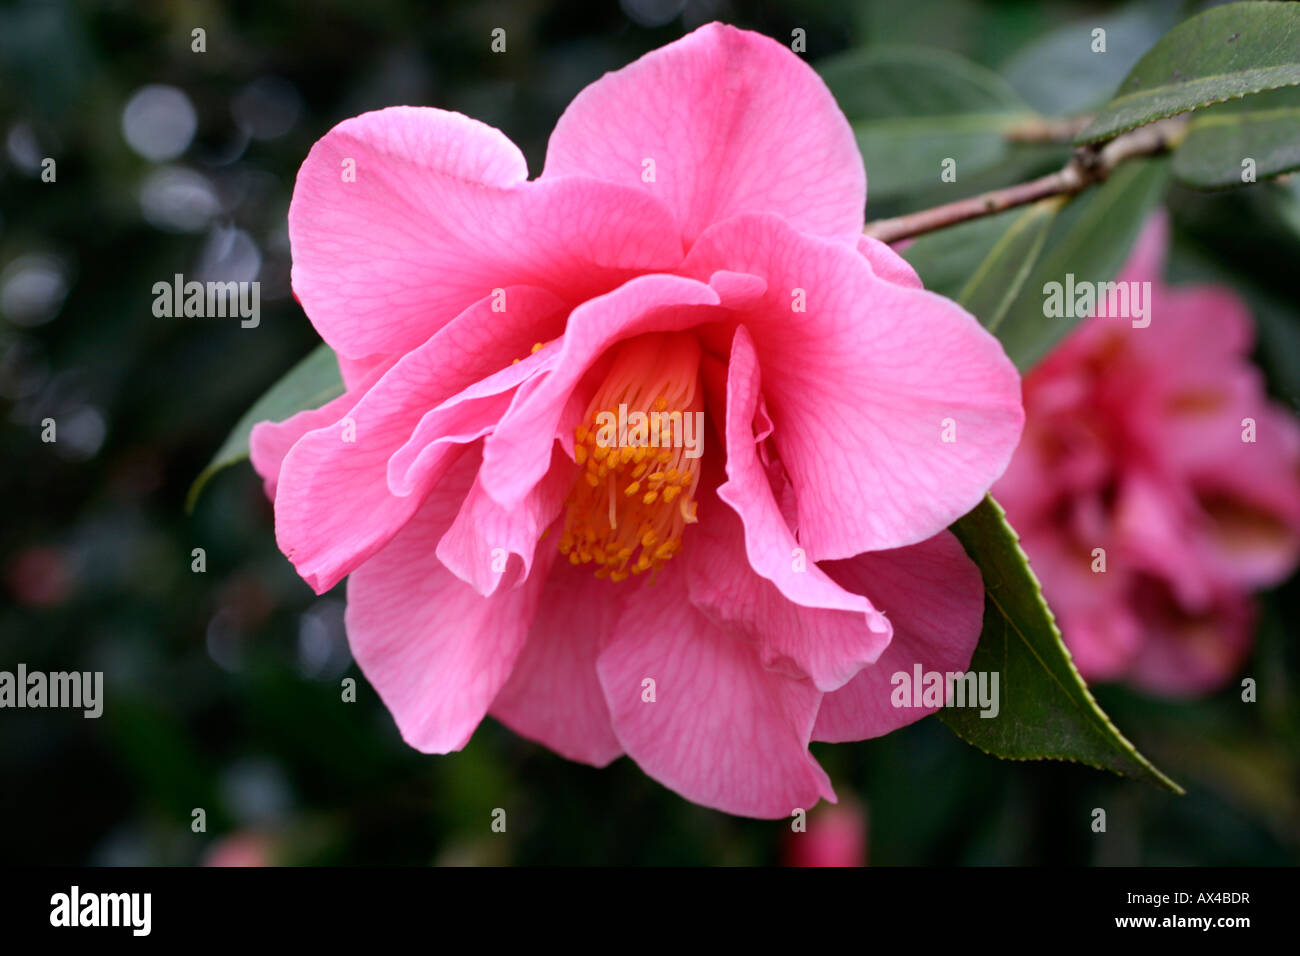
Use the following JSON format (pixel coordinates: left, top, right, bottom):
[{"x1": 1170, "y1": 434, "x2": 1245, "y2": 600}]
[{"x1": 559, "y1": 333, "x2": 704, "y2": 582}]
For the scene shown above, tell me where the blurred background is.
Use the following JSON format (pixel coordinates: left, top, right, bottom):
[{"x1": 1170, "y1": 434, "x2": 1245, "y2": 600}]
[{"x1": 2, "y1": 0, "x2": 1297, "y2": 865}]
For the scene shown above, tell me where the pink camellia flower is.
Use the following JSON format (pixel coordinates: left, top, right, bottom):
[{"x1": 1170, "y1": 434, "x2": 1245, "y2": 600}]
[
  {"x1": 995, "y1": 213, "x2": 1300, "y2": 698},
  {"x1": 250, "y1": 23, "x2": 1023, "y2": 817}
]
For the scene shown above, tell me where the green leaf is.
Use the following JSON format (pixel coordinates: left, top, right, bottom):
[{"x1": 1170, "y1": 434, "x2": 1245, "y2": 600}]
[
  {"x1": 942, "y1": 496, "x2": 1182, "y2": 793},
  {"x1": 1078, "y1": 1, "x2": 1300, "y2": 144},
  {"x1": 1274, "y1": 170, "x2": 1300, "y2": 238},
  {"x1": 1172, "y1": 85, "x2": 1300, "y2": 188},
  {"x1": 955, "y1": 197, "x2": 1063, "y2": 333},
  {"x1": 818, "y1": 46, "x2": 1035, "y2": 200},
  {"x1": 901, "y1": 198, "x2": 1062, "y2": 333},
  {"x1": 994, "y1": 157, "x2": 1169, "y2": 370},
  {"x1": 1000, "y1": 1, "x2": 1180, "y2": 117},
  {"x1": 901, "y1": 208, "x2": 1026, "y2": 302},
  {"x1": 186, "y1": 344, "x2": 344, "y2": 512}
]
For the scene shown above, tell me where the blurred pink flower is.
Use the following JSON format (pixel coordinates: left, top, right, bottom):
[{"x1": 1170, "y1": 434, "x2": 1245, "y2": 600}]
[
  {"x1": 251, "y1": 23, "x2": 1023, "y2": 816},
  {"x1": 5, "y1": 545, "x2": 74, "y2": 607},
  {"x1": 784, "y1": 800, "x2": 867, "y2": 867},
  {"x1": 202, "y1": 832, "x2": 274, "y2": 867},
  {"x1": 996, "y1": 213, "x2": 1300, "y2": 697}
]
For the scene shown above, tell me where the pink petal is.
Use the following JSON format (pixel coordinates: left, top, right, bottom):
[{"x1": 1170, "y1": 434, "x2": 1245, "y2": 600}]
[
  {"x1": 542, "y1": 23, "x2": 865, "y2": 245},
  {"x1": 704, "y1": 269, "x2": 769, "y2": 307},
  {"x1": 689, "y1": 325, "x2": 892, "y2": 691},
  {"x1": 683, "y1": 213, "x2": 1025, "y2": 558},
  {"x1": 479, "y1": 273, "x2": 723, "y2": 509},
  {"x1": 436, "y1": 447, "x2": 575, "y2": 595},
  {"x1": 344, "y1": 447, "x2": 556, "y2": 753},
  {"x1": 274, "y1": 287, "x2": 568, "y2": 593},
  {"x1": 337, "y1": 352, "x2": 393, "y2": 391},
  {"x1": 1124, "y1": 581, "x2": 1254, "y2": 698},
  {"x1": 386, "y1": 346, "x2": 560, "y2": 497},
  {"x1": 490, "y1": 559, "x2": 624, "y2": 767},
  {"x1": 1061, "y1": 605, "x2": 1145, "y2": 684},
  {"x1": 856, "y1": 235, "x2": 923, "y2": 289},
  {"x1": 1111, "y1": 470, "x2": 1254, "y2": 613},
  {"x1": 596, "y1": 566, "x2": 834, "y2": 818},
  {"x1": 1193, "y1": 429, "x2": 1300, "y2": 590},
  {"x1": 812, "y1": 531, "x2": 984, "y2": 741},
  {"x1": 290, "y1": 106, "x2": 683, "y2": 359},
  {"x1": 248, "y1": 365, "x2": 381, "y2": 502}
]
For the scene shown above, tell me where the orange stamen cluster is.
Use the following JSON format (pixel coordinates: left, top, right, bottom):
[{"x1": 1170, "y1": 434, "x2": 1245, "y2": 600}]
[{"x1": 559, "y1": 333, "x2": 704, "y2": 582}]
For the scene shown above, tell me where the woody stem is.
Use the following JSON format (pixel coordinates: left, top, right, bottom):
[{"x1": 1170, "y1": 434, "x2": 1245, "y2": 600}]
[{"x1": 862, "y1": 116, "x2": 1189, "y2": 244}]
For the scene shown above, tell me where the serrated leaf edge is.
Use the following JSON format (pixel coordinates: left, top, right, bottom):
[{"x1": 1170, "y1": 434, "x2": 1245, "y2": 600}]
[{"x1": 947, "y1": 496, "x2": 1185, "y2": 794}]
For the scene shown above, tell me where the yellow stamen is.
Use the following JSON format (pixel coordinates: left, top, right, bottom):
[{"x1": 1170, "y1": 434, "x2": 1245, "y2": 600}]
[{"x1": 557, "y1": 332, "x2": 705, "y2": 582}]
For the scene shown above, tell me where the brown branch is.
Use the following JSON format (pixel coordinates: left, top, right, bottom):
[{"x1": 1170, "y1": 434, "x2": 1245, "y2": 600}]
[{"x1": 863, "y1": 116, "x2": 1189, "y2": 244}]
